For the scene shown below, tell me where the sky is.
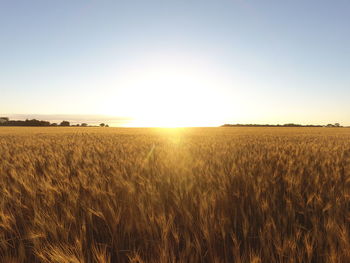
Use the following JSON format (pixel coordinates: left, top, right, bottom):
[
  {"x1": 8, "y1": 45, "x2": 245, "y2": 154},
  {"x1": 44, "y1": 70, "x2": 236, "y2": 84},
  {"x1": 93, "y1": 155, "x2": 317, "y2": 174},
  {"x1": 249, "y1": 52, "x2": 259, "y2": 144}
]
[{"x1": 1, "y1": 0, "x2": 350, "y2": 126}]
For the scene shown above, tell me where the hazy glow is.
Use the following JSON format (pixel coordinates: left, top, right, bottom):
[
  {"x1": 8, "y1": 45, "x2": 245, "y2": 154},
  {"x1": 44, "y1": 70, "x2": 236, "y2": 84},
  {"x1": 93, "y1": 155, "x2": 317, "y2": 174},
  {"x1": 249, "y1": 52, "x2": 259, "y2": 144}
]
[{"x1": 102, "y1": 55, "x2": 233, "y2": 127}]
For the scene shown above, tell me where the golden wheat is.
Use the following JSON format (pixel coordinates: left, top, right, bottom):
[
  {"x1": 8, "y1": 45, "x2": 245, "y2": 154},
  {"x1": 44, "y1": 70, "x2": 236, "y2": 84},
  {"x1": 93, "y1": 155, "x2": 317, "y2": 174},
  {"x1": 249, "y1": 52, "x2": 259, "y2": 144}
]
[{"x1": 0, "y1": 127, "x2": 350, "y2": 263}]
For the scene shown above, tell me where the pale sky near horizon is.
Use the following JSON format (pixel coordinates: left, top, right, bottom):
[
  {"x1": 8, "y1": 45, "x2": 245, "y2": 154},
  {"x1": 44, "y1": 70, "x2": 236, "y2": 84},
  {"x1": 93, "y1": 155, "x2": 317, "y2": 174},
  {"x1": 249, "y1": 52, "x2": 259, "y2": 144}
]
[{"x1": 1, "y1": 0, "x2": 350, "y2": 126}]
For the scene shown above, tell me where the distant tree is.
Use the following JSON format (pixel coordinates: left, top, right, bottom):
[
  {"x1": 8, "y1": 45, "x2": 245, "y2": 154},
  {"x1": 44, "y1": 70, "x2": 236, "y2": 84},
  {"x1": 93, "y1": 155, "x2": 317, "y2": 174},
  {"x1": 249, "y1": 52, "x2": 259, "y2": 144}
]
[
  {"x1": 0, "y1": 117, "x2": 9, "y2": 124},
  {"x1": 50, "y1": 123, "x2": 58, "y2": 126},
  {"x1": 326, "y1": 124, "x2": 334, "y2": 127},
  {"x1": 105, "y1": 124, "x2": 109, "y2": 127},
  {"x1": 60, "y1": 121, "x2": 70, "y2": 127},
  {"x1": 21, "y1": 119, "x2": 50, "y2": 126},
  {"x1": 81, "y1": 123, "x2": 88, "y2": 127},
  {"x1": 334, "y1": 123, "x2": 341, "y2": 127},
  {"x1": 100, "y1": 123, "x2": 105, "y2": 127},
  {"x1": 0, "y1": 118, "x2": 51, "y2": 126},
  {"x1": 222, "y1": 123, "x2": 323, "y2": 128},
  {"x1": 283, "y1": 123, "x2": 302, "y2": 127}
]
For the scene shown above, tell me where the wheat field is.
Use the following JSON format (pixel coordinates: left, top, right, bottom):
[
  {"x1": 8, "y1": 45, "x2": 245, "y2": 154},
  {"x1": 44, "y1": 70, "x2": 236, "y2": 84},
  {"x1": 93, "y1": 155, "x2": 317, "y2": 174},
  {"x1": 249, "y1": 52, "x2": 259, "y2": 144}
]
[{"x1": 0, "y1": 127, "x2": 350, "y2": 263}]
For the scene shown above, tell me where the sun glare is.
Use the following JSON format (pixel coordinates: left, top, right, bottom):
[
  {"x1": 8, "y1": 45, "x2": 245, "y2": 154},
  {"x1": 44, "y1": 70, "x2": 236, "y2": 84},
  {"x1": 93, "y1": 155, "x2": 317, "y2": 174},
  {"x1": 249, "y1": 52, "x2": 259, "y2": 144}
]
[{"x1": 103, "y1": 54, "x2": 233, "y2": 127}]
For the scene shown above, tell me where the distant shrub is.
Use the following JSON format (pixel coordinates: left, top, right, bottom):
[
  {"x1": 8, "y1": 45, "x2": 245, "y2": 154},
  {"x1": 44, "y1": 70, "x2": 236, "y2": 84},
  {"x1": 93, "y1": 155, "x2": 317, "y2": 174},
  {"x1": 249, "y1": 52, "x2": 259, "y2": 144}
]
[{"x1": 59, "y1": 121, "x2": 70, "y2": 126}]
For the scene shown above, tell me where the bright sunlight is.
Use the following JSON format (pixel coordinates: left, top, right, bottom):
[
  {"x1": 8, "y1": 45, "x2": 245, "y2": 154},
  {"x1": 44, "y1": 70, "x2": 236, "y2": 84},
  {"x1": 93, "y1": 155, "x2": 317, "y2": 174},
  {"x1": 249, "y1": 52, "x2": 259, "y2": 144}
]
[{"x1": 102, "y1": 53, "x2": 234, "y2": 127}]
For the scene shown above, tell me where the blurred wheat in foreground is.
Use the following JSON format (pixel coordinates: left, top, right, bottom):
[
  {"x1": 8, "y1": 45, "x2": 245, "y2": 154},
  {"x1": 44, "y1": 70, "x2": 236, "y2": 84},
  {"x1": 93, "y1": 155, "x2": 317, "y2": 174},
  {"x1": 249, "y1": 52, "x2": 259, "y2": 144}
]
[{"x1": 1, "y1": 127, "x2": 350, "y2": 263}]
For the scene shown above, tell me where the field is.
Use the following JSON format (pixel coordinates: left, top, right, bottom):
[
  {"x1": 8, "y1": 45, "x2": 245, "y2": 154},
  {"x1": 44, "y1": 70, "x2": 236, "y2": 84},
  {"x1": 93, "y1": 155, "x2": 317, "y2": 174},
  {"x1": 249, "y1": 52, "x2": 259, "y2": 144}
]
[{"x1": 1, "y1": 127, "x2": 350, "y2": 263}]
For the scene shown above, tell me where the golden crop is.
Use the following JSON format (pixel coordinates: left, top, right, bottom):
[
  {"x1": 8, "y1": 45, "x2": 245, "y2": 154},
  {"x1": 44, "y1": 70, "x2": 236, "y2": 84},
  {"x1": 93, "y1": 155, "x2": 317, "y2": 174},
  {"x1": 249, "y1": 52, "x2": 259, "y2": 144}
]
[{"x1": 1, "y1": 127, "x2": 350, "y2": 263}]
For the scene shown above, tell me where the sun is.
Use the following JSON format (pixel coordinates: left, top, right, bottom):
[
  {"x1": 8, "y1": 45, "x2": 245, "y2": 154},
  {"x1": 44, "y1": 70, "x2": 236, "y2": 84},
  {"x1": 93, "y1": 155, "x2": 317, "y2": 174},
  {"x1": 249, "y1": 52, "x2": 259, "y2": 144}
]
[{"x1": 102, "y1": 54, "x2": 233, "y2": 127}]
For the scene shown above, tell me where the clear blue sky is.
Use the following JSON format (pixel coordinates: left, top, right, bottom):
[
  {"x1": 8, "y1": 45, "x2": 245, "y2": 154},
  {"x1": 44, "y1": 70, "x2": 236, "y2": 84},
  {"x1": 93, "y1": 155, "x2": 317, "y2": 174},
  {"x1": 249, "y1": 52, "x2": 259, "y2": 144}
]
[{"x1": 1, "y1": 0, "x2": 350, "y2": 126}]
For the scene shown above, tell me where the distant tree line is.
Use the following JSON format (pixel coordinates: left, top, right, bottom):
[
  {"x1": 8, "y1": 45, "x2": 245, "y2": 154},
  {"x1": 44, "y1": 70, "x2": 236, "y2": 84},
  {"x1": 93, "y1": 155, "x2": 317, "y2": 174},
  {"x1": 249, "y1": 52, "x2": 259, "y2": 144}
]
[
  {"x1": 222, "y1": 123, "x2": 343, "y2": 128},
  {"x1": 0, "y1": 117, "x2": 108, "y2": 127}
]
